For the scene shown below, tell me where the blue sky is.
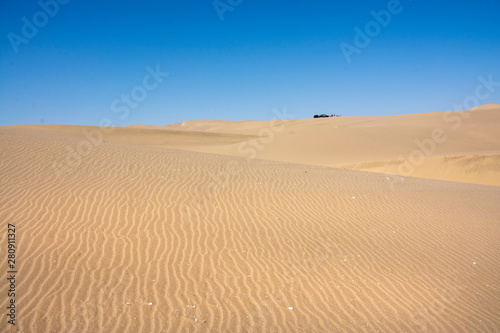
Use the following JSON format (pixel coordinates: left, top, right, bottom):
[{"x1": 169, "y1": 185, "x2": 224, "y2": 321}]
[{"x1": 0, "y1": 0, "x2": 499, "y2": 126}]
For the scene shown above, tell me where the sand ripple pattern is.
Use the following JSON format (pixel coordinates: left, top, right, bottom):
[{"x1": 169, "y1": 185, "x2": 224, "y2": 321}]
[{"x1": 0, "y1": 130, "x2": 499, "y2": 332}]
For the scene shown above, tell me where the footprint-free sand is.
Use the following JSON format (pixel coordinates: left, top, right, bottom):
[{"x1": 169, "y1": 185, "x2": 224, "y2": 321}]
[{"x1": 1, "y1": 105, "x2": 499, "y2": 332}]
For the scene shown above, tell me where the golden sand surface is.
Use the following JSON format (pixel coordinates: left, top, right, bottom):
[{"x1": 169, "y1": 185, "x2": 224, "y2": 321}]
[{"x1": 0, "y1": 105, "x2": 499, "y2": 332}]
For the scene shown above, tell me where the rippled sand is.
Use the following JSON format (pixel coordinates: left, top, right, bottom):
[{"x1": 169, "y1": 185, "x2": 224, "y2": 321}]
[{"x1": 0, "y1": 105, "x2": 499, "y2": 332}]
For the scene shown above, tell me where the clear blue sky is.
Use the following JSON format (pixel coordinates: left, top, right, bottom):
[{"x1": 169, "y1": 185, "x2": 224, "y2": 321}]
[{"x1": 1, "y1": 0, "x2": 499, "y2": 126}]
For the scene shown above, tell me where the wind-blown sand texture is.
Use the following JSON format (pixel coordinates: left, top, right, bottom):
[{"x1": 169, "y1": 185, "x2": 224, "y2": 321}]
[{"x1": 0, "y1": 105, "x2": 499, "y2": 332}]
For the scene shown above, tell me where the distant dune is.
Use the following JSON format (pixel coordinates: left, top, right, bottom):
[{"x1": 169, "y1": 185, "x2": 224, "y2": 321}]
[
  {"x1": 0, "y1": 105, "x2": 499, "y2": 332},
  {"x1": 6, "y1": 104, "x2": 499, "y2": 185}
]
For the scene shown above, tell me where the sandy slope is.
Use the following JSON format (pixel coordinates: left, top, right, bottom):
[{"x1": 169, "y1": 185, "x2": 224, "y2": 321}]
[
  {"x1": 0, "y1": 106, "x2": 499, "y2": 332},
  {"x1": 7, "y1": 104, "x2": 499, "y2": 185},
  {"x1": 164, "y1": 104, "x2": 500, "y2": 186},
  {"x1": 335, "y1": 153, "x2": 500, "y2": 186}
]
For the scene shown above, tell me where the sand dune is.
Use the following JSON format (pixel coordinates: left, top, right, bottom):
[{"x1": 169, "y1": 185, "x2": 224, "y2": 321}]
[
  {"x1": 1, "y1": 106, "x2": 499, "y2": 332},
  {"x1": 7, "y1": 105, "x2": 499, "y2": 185},
  {"x1": 335, "y1": 153, "x2": 500, "y2": 186}
]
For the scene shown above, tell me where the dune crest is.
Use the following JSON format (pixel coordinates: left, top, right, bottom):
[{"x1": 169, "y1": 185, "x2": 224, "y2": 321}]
[
  {"x1": 471, "y1": 103, "x2": 500, "y2": 110},
  {"x1": 5, "y1": 105, "x2": 499, "y2": 185}
]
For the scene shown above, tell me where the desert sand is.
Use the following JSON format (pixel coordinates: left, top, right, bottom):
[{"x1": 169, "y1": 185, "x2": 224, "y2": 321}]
[{"x1": 0, "y1": 105, "x2": 499, "y2": 332}]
